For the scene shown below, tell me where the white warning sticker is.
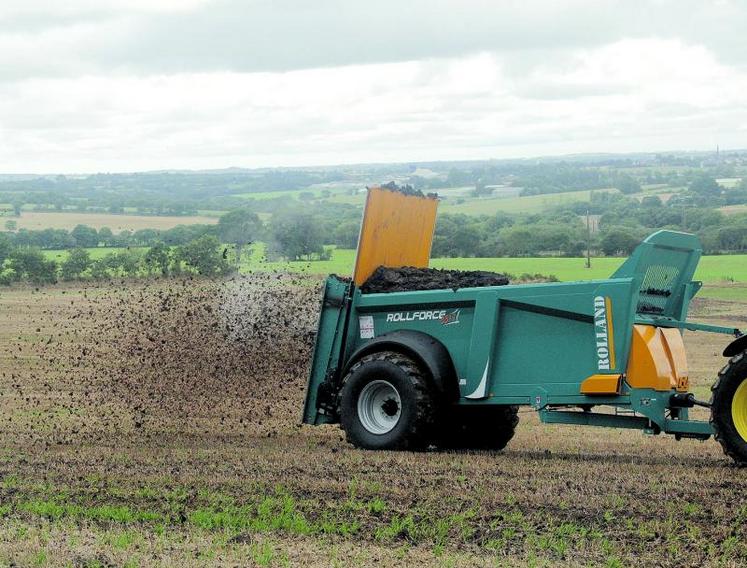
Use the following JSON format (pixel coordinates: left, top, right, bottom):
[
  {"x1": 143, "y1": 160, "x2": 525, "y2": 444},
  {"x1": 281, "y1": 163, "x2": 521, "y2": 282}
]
[{"x1": 359, "y1": 316, "x2": 375, "y2": 339}]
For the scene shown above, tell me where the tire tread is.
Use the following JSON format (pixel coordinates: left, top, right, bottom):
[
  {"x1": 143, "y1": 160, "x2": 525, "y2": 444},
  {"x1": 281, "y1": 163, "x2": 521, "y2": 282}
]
[
  {"x1": 338, "y1": 350, "x2": 436, "y2": 450},
  {"x1": 710, "y1": 350, "x2": 747, "y2": 466},
  {"x1": 438, "y1": 405, "x2": 519, "y2": 451}
]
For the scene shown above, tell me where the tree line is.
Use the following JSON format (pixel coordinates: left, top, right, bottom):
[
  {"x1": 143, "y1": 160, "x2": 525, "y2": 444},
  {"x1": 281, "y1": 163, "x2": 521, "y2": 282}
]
[
  {"x1": 255, "y1": 175, "x2": 747, "y2": 258},
  {"x1": 0, "y1": 169, "x2": 344, "y2": 216},
  {"x1": 2, "y1": 172, "x2": 747, "y2": 286},
  {"x1": 3, "y1": 223, "x2": 216, "y2": 250},
  {"x1": 0, "y1": 235, "x2": 232, "y2": 285},
  {"x1": 4, "y1": 154, "x2": 743, "y2": 217},
  {"x1": 432, "y1": 181, "x2": 747, "y2": 258},
  {"x1": 403, "y1": 160, "x2": 745, "y2": 197}
]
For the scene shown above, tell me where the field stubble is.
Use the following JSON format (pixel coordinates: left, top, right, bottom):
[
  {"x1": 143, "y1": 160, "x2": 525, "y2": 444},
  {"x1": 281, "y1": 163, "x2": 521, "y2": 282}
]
[{"x1": 0, "y1": 277, "x2": 745, "y2": 566}]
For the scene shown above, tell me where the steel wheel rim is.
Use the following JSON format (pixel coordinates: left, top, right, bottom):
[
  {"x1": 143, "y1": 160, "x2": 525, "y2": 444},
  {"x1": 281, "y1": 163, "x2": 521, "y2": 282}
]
[
  {"x1": 357, "y1": 380, "x2": 401, "y2": 435},
  {"x1": 732, "y1": 379, "x2": 747, "y2": 441}
]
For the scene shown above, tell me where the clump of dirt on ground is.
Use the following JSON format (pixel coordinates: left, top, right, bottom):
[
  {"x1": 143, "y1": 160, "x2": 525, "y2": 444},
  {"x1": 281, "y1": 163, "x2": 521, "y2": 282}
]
[{"x1": 360, "y1": 266, "x2": 510, "y2": 294}]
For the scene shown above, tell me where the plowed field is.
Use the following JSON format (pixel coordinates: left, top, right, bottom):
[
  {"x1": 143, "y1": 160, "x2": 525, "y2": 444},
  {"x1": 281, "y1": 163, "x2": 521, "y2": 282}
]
[{"x1": 0, "y1": 277, "x2": 745, "y2": 567}]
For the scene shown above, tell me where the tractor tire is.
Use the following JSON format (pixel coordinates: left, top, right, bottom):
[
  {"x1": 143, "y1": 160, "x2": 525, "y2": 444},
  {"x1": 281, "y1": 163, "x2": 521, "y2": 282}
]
[
  {"x1": 710, "y1": 350, "x2": 747, "y2": 466},
  {"x1": 338, "y1": 351, "x2": 436, "y2": 450},
  {"x1": 438, "y1": 405, "x2": 519, "y2": 451}
]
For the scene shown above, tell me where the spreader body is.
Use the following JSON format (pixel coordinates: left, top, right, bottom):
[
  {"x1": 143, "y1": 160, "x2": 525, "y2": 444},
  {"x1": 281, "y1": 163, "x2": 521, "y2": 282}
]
[{"x1": 303, "y1": 186, "x2": 746, "y2": 460}]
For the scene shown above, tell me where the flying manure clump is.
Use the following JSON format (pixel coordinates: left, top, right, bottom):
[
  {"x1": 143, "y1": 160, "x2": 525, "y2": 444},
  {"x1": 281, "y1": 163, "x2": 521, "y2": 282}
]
[{"x1": 54, "y1": 274, "x2": 322, "y2": 445}]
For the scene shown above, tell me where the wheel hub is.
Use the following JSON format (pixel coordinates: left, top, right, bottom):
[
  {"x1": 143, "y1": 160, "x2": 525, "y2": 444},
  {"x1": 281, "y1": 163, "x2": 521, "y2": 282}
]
[
  {"x1": 381, "y1": 398, "x2": 398, "y2": 417},
  {"x1": 357, "y1": 380, "x2": 402, "y2": 435},
  {"x1": 732, "y1": 379, "x2": 747, "y2": 441}
]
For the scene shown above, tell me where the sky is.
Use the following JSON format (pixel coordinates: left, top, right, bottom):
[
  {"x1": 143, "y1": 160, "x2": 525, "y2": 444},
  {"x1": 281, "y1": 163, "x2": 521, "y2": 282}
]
[{"x1": 0, "y1": 0, "x2": 746, "y2": 173}]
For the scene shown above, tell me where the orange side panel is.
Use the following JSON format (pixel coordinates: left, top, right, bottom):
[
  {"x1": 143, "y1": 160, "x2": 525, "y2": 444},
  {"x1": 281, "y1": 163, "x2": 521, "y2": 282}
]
[
  {"x1": 626, "y1": 325, "x2": 689, "y2": 392},
  {"x1": 580, "y1": 374, "x2": 622, "y2": 395},
  {"x1": 352, "y1": 187, "x2": 439, "y2": 285},
  {"x1": 660, "y1": 327, "x2": 690, "y2": 392}
]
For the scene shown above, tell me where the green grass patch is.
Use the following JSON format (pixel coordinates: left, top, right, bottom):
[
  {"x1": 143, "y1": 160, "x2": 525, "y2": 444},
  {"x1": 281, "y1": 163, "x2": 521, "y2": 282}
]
[
  {"x1": 99, "y1": 529, "x2": 140, "y2": 551},
  {"x1": 439, "y1": 188, "x2": 618, "y2": 215},
  {"x1": 5, "y1": 483, "x2": 746, "y2": 564},
  {"x1": 42, "y1": 246, "x2": 148, "y2": 261},
  {"x1": 235, "y1": 185, "x2": 625, "y2": 215},
  {"x1": 237, "y1": 188, "x2": 353, "y2": 201},
  {"x1": 13, "y1": 489, "x2": 363, "y2": 541},
  {"x1": 241, "y1": 245, "x2": 747, "y2": 293},
  {"x1": 190, "y1": 490, "x2": 358, "y2": 537},
  {"x1": 698, "y1": 284, "x2": 747, "y2": 302},
  {"x1": 38, "y1": 241, "x2": 747, "y2": 301},
  {"x1": 11, "y1": 211, "x2": 218, "y2": 231}
]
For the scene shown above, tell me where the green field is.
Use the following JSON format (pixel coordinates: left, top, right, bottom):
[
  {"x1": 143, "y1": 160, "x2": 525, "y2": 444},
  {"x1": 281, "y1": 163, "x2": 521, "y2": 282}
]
[
  {"x1": 239, "y1": 187, "x2": 365, "y2": 205},
  {"x1": 237, "y1": 187, "x2": 356, "y2": 201},
  {"x1": 241, "y1": 245, "x2": 746, "y2": 281},
  {"x1": 6, "y1": 211, "x2": 218, "y2": 231},
  {"x1": 237, "y1": 189, "x2": 325, "y2": 200},
  {"x1": 236, "y1": 180, "x2": 715, "y2": 216},
  {"x1": 438, "y1": 188, "x2": 617, "y2": 215},
  {"x1": 238, "y1": 246, "x2": 747, "y2": 300},
  {"x1": 43, "y1": 247, "x2": 147, "y2": 261},
  {"x1": 43, "y1": 244, "x2": 747, "y2": 285},
  {"x1": 720, "y1": 204, "x2": 747, "y2": 216},
  {"x1": 717, "y1": 177, "x2": 742, "y2": 188},
  {"x1": 237, "y1": 186, "x2": 624, "y2": 215},
  {"x1": 40, "y1": 245, "x2": 747, "y2": 301}
]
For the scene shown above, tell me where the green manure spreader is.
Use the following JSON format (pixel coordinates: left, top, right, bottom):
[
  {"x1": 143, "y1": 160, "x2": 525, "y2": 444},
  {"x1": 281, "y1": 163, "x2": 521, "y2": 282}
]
[{"x1": 303, "y1": 186, "x2": 747, "y2": 464}]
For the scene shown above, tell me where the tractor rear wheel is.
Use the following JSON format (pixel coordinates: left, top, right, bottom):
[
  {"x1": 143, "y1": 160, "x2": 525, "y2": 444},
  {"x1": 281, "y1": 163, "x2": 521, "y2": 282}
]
[
  {"x1": 338, "y1": 351, "x2": 436, "y2": 450},
  {"x1": 710, "y1": 351, "x2": 747, "y2": 465},
  {"x1": 438, "y1": 405, "x2": 519, "y2": 451}
]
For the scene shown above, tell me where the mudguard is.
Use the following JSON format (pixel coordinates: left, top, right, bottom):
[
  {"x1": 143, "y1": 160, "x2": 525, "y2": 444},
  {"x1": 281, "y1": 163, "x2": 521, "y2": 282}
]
[
  {"x1": 343, "y1": 330, "x2": 459, "y2": 401},
  {"x1": 724, "y1": 334, "x2": 747, "y2": 357}
]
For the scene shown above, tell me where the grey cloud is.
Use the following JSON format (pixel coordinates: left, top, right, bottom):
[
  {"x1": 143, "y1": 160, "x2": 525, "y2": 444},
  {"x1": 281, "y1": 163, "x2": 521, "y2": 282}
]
[
  {"x1": 106, "y1": 0, "x2": 606, "y2": 73},
  {"x1": 515, "y1": 83, "x2": 633, "y2": 100},
  {"x1": 2, "y1": 0, "x2": 746, "y2": 82},
  {"x1": 1, "y1": 1, "x2": 746, "y2": 172}
]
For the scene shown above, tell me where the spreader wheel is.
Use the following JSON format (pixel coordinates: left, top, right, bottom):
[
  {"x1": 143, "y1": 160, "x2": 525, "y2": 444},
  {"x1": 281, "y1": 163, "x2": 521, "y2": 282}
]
[
  {"x1": 338, "y1": 351, "x2": 436, "y2": 450},
  {"x1": 710, "y1": 351, "x2": 747, "y2": 465}
]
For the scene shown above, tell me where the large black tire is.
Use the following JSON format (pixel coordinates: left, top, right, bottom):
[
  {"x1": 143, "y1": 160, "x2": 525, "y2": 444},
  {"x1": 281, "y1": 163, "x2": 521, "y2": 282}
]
[
  {"x1": 438, "y1": 405, "x2": 519, "y2": 451},
  {"x1": 338, "y1": 351, "x2": 436, "y2": 450},
  {"x1": 710, "y1": 351, "x2": 747, "y2": 465}
]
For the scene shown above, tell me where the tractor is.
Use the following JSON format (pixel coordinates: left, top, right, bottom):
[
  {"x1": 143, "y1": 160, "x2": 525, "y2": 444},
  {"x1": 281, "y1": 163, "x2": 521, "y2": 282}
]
[{"x1": 302, "y1": 186, "x2": 747, "y2": 464}]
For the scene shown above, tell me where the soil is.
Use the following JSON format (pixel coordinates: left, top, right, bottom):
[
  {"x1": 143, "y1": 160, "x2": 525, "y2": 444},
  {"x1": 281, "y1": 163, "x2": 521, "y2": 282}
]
[
  {"x1": 360, "y1": 266, "x2": 510, "y2": 293},
  {"x1": 11, "y1": 274, "x2": 319, "y2": 448},
  {"x1": 0, "y1": 277, "x2": 745, "y2": 566}
]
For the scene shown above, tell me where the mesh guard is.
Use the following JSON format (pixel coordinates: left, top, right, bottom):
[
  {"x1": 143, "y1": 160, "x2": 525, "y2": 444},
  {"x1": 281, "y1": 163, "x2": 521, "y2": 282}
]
[{"x1": 611, "y1": 231, "x2": 702, "y2": 320}]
